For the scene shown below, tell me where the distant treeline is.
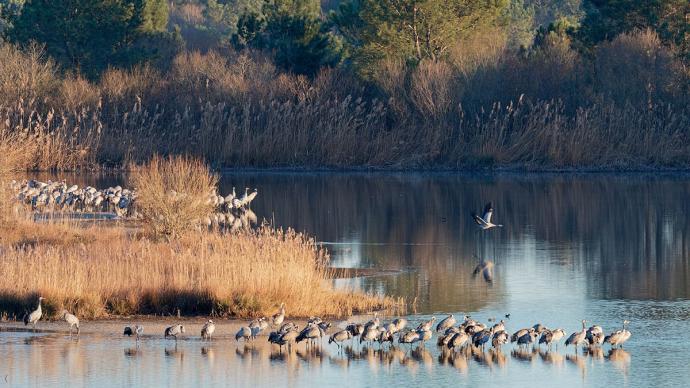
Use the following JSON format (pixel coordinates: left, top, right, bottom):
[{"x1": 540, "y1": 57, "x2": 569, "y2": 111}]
[{"x1": 0, "y1": 0, "x2": 689, "y2": 170}]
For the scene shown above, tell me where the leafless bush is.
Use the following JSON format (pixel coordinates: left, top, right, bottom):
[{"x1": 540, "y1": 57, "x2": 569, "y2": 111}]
[
  {"x1": 595, "y1": 29, "x2": 683, "y2": 106},
  {"x1": 131, "y1": 155, "x2": 218, "y2": 239}
]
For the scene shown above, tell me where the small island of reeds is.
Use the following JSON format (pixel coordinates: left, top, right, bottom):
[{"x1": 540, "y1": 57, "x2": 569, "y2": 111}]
[{"x1": 0, "y1": 146, "x2": 397, "y2": 320}]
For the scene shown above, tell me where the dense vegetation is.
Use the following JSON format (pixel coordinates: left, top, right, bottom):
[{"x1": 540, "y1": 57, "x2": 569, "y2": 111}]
[{"x1": 0, "y1": 0, "x2": 688, "y2": 170}]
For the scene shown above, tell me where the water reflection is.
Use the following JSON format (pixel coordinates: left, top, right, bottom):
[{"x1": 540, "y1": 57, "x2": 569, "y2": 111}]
[
  {"x1": 0, "y1": 328, "x2": 646, "y2": 387},
  {"x1": 28, "y1": 173, "x2": 690, "y2": 309},
  {"x1": 14, "y1": 172, "x2": 690, "y2": 386},
  {"x1": 230, "y1": 173, "x2": 690, "y2": 310}
]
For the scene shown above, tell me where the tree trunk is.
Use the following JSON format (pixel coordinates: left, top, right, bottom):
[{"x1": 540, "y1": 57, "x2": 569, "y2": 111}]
[{"x1": 413, "y1": 6, "x2": 422, "y2": 60}]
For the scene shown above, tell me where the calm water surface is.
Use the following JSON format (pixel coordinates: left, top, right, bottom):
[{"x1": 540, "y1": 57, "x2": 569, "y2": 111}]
[{"x1": 3, "y1": 172, "x2": 690, "y2": 387}]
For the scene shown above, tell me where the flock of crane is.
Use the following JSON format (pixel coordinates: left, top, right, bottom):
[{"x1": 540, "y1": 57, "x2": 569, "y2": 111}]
[
  {"x1": 10, "y1": 179, "x2": 259, "y2": 230},
  {"x1": 22, "y1": 297, "x2": 631, "y2": 357}
]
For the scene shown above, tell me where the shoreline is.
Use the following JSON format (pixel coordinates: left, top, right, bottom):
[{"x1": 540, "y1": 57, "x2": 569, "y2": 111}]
[
  {"x1": 17, "y1": 165, "x2": 690, "y2": 175},
  {"x1": 0, "y1": 317, "x2": 351, "y2": 337}
]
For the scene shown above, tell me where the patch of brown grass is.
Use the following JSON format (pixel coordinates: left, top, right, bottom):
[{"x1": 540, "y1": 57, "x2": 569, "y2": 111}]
[
  {"x1": 0, "y1": 131, "x2": 37, "y2": 224},
  {"x1": 0, "y1": 223, "x2": 397, "y2": 319},
  {"x1": 131, "y1": 155, "x2": 217, "y2": 238}
]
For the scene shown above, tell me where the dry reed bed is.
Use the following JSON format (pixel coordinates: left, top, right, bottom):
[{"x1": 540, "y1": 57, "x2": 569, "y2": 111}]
[
  {"x1": 2, "y1": 97, "x2": 688, "y2": 170},
  {"x1": 0, "y1": 224, "x2": 395, "y2": 319},
  {"x1": 1, "y1": 33, "x2": 689, "y2": 172}
]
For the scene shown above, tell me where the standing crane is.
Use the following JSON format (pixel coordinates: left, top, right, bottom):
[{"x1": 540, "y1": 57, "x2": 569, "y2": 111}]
[{"x1": 23, "y1": 297, "x2": 44, "y2": 331}]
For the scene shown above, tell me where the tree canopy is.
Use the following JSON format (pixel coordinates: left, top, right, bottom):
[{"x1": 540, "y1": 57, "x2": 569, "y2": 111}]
[
  {"x1": 233, "y1": 0, "x2": 343, "y2": 75},
  {"x1": 578, "y1": 0, "x2": 690, "y2": 60},
  {"x1": 333, "y1": 0, "x2": 508, "y2": 75},
  {"x1": 7, "y1": 0, "x2": 172, "y2": 77}
]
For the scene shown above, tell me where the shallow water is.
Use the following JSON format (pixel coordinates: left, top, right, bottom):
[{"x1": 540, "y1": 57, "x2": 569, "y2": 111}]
[{"x1": 5, "y1": 172, "x2": 690, "y2": 387}]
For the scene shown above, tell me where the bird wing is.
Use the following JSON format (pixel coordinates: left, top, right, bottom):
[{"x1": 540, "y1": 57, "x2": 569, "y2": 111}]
[
  {"x1": 472, "y1": 263, "x2": 483, "y2": 276},
  {"x1": 472, "y1": 213, "x2": 488, "y2": 226},
  {"x1": 482, "y1": 202, "x2": 493, "y2": 224}
]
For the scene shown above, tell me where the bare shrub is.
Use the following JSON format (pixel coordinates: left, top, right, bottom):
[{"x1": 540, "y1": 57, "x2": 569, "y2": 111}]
[
  {"x1": 595, "y1": 29, "x2": 683, "y2": 106},
  {"x1": 131, "y1": 155, "x2": 218, "y2": 238},
  {"x1": 100, "y1": 65, "x2": 163, "y2": 104},
  {"x1": 411, "y1": 60, "x2": 454, "y2": 117},
  {"x1": 372, "y1": 59, "x2": 409, "y2": 115},
  {"x1": 59, "y1": 75, "x2": 101, "y2": 110},
  {"x1": 0, "y1": 43, "x2": 58, "y2": 107}
]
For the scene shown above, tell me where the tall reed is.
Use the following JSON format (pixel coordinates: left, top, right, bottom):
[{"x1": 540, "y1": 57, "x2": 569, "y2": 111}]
[
  {"x1": 0, "y1": 30, "x2": 688, "y2": 171},
  {"x1": 0, "y1": 224, "x2": 396, "y2": 319},
  {"x1": 131, "y1": 155, "x2": 217, "y2": 238},
  {"x1": 0, "y1": 131, "x2": 37, "y2": 224}
]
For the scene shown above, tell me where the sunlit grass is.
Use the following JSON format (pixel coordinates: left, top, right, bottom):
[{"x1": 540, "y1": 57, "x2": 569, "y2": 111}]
[
  {"x1": 0, "y1": 221, "x2": 397, "y2": 319},
  {"x1": 131, "y1": 155, "x2": 217, "y2": 238}
]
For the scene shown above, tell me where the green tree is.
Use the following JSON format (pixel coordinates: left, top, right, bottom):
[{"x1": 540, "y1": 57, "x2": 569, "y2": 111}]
[
  {"x1": 0, "y1": 0, "x2": 25, "y2": 36},
  {"x1": 6, "y1": 0, "x2": 171, "y2": 77},
  {"x1": 336, "y1": 0, "x2": 508, "y2": 75},
  {"x1": 578, "y1": 0, "x2": 690, "y2": 60},
  {"x1": 234, "y1": 0, "x2": 343, "y2": 75},
  {"x1": 136, "y1": 0, "x2": 168, "y2": 32}
]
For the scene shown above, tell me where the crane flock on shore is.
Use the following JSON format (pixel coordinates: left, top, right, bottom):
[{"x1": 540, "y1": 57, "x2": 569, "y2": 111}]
[
  {"x1": 13, "y1": 200, "x2": 632, "y2": 371},
  {"x1": 21, "y1": 297, "x2": 632, "y2": 370},
  {"x1": 9, "y1": 179, "x2": 259, "y2": 230}
]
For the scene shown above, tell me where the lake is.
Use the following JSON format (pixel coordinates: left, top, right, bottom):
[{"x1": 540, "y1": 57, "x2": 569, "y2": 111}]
[{"x1": 3, "y1": 172, "x2": 689, "y2": 387}]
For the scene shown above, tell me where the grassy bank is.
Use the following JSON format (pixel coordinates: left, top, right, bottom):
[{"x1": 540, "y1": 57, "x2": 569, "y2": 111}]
[
  {"x1": 0, "y1": 154, "x2": 398, "y2": 319},
  {"x1": 0, "y1": 221, "x2": 396, "y2": 319}
]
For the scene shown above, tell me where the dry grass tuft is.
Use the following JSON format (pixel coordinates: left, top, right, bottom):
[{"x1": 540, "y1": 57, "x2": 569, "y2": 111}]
[
  {"x1": 0, "y1": 223, "x2": 397, "y2": 319},
  {"x1": 131, "y1": 155, "x2": 218, "y2": 238}
]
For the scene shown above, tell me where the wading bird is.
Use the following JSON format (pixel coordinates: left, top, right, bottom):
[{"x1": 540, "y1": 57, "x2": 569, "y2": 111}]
[
  {"x1": 472, "y1": 202, "x2": 503, "y2": 230},
  {"x1": 604, "y1": 320, "x2": 631, "y2": 348},
  {"x1": 165, "y1": 325, "x2": 185, "y2": 340},
  {"x1": 272, "y1": 303, "x2": 285, "y2": 327},
  {"x1": 473, "y1": 329, "x2": 493, "y2": 349},
  {"x1": 565, "y1": 320, "x2": 587, "y2": 351},
  {"x1": 447, "y1": 332, "x2": 470, "y2": 350},
  {"x1": 392, "y1": 318, "x2": 407, "y2": 332},
  {"x1": 436, "y1": 315, "x2": 456, "y2": 332},
  {"x1": 586, "y1": 324, "x2": 603, "y2": 345},
  {"x1": 417, "y1": 329, "x2": 433, "y2": 347},
  {"x1": 399, "y1": 330, "x2": 421, "y2": 348},
  {"x1": 491, "y1": 320, "x2": 506, "y2": 333},
  {"x1": 61, "y1": 310, "x2": 80, "y2": 336},
  {"x1": 124, "y1": 325, "x2": 144, "y2": 341},
  {"x1": 492, "y1": 330, "x2": 509, "y2": 349},
  {"x1": 539, "y1": 328, "x2": 565, "y2": 348},
  {"x1": 236, "y1": 326, "x2": 252, "y2": 342},
  {"x1": 360, "y1": 325, "x2": 379, "y2": 345},
  {"x1": 249, "y1": 317, "x2": 269, "y2": 338},
  {"x1": 416, "y1": 316, "x2": 436, "y2": 332},
  {"x1": 532, "y1": 323, "x2": 547, "y2": 334},
  {"x1": 517, "y1": 331, "x2": 539, "y2": 348},
  {"x1": 268, "y1": 323, "x2": 300, "y2": 351},
  {"x1": 346, "y1": 323, "x2": 364, "y2": 338},
  {"x1": 511, "y1": 328, "x2": 535, "y2": 343},
  {"x1": 328, "y1": 330, "x2": 353, "y2": 349},
  {"x1": 296, "y1": 323, "x2": 322, "y2": 346},
  {"x1": 201, "y1": 320, "x2": 215, "y2": 340},
  {"x1": 24, "y1": 297, "x2": 44, "y2": 331}
]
